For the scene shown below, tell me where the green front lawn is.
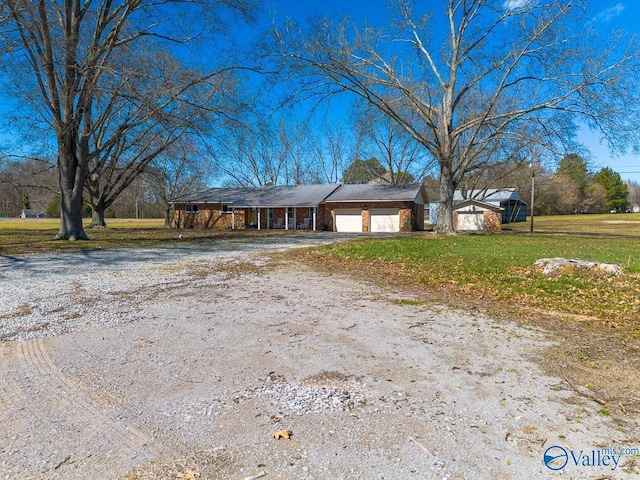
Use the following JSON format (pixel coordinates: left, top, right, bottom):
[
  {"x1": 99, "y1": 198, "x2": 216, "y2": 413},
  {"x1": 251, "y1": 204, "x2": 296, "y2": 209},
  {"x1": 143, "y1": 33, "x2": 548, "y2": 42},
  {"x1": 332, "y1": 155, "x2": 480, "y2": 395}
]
[{"x1": 299, "y1": 234, "x2": 640, "y2": 326}]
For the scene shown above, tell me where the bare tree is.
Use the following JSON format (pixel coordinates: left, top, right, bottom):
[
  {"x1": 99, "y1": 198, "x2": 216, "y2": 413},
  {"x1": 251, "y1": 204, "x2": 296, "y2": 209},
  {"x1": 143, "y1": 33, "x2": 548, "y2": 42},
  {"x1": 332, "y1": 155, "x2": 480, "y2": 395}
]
[
  {"x1": 0, "y1": 0, "x2": 252, "y2": 239},
  {"x1": 353, "y1": 103, "x2": 433, "y2": 184},
  {"x1": 583, "y1": 182, "x2": 607, "y2": 214},
  {"x1": 0, "y1": 156, "x2": 57, "y2": 216},
  {"x1": 82, "y1": 47, "x2": 238, "y2": 228},
  {"x1": 146, "y1": 139, "x2": 211, "y2": 227},
  {"x1": 215, "y1": 111, "x2": 316, "y2": 186},
  {"x1": 308, "y1": 121, "x2": 351, "y2": 184},
  {"x1": 215, "y1": 113, "x2": 289, "y2": 186},
  {"x1": 538, "y1": 174, "x2": 581, "y2": 215},
  {"x1": 627, "y1": 180, "x2": 640, "y2": 211},
  {"x1": 267, "y1": 0, "x2": 640, "y2": 233}
]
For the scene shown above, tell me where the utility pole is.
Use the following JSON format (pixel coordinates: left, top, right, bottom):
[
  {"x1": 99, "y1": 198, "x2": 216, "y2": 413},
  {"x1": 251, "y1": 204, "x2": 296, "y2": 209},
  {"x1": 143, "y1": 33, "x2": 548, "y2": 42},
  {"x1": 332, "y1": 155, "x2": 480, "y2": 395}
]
[{"x1": 530, "y1": 162, "x2": 535, "y2": 233}]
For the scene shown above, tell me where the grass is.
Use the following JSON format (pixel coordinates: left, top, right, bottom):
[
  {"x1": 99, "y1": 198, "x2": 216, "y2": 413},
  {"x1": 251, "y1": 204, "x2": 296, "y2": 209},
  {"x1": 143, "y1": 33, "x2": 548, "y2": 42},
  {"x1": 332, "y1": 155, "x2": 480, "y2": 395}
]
[
  {"x1": 0, "y1": 218, "x2": 298, "y2": 256},
  {"x1": 298, "y1": 234, "x2": 640, "y2": 323},
  {"x1": 509, "y1": 212, "x2": 640, "y2": 237}
]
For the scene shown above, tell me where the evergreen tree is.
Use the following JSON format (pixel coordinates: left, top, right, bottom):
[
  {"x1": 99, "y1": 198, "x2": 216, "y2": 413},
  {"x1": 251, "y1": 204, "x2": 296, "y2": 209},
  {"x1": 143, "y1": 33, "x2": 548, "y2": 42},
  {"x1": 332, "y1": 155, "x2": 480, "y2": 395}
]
[
  {"x1": 557, "y1": 154, "x2": 591, "y2": 196},
  {"x1": 594, "y1": 167, "x2": 629, "y2": 212}
]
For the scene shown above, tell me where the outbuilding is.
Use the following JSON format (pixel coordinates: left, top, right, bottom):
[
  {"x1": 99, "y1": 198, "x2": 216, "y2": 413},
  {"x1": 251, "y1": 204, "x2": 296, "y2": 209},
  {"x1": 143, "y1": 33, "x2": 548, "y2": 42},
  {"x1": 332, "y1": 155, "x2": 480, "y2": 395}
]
[
  {"x1": 452, "y1": 199, "x2": 502, "y2": 232},
  {"x1": 20, "y1": 209, "x2": 49, "y2": 219},
  {"x1": 428, "y1": 188, "x2": 526, "y2": 225},
  {"x1": 454, "y1": 188, "x2": 526, "y2": 223}
]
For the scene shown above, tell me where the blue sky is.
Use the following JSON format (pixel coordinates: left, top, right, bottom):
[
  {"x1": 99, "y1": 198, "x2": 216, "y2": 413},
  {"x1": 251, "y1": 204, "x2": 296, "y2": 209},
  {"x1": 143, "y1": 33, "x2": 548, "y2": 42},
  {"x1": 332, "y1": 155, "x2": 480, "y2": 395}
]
[
  {"x1": 576, "y1": 2, "x2": 640, "y2": 183},
  {"x1": 261, "y1": 0, "x2": 640, "y2": 182},
  {"x1": 2, "y1": 1, "x2": 638, "y2": 183}
]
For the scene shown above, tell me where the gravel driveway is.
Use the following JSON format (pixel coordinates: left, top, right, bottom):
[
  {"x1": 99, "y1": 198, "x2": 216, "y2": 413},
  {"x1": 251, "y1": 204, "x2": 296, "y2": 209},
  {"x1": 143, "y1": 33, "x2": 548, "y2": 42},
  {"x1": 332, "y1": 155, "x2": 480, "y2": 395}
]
[{"x1": 0, "y1": 234, "x2": 637, "y2": 479}]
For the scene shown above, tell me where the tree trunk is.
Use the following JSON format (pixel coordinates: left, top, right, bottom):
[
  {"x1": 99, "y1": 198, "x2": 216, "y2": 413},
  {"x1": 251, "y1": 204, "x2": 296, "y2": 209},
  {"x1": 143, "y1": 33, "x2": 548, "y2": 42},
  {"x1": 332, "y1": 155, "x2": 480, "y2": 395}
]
[
  {"x1": 164, "y1": 205, "x2": 173, "y2": 228},
  {"x1": 90, "y1": 202, "x2": 108, "y2": 228},
  {"x1": 55, "y1": 153, "x2": 89, "y2": 240},
  {"x1": 435, "y1": 165, "x2": 456, "y2": 235}
]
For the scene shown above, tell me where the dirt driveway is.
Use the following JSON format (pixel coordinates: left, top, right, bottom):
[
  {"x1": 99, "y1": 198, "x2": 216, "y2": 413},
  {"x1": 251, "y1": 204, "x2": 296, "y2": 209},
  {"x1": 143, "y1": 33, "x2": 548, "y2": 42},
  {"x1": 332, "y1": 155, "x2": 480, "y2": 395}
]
[{"x1": 0, "y1": 234, "x2": 638, "y2": 479}]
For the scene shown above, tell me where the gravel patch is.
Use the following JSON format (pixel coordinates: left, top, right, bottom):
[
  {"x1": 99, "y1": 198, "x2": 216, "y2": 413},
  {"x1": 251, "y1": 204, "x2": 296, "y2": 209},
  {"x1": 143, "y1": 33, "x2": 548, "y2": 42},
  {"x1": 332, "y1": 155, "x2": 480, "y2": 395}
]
[{"x1": 1, "y1": 235, "x2": 638, "y2": 479}]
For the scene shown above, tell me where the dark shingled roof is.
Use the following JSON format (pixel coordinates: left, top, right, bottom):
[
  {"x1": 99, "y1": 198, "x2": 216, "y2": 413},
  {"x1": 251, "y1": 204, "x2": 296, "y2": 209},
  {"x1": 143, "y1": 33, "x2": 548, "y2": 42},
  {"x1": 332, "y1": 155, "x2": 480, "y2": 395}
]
[
  {"x1": 171, "y1": 184, "x2": 341, "y2": 207},
  {"x1": 325, "y1": 183, "x2": 426, "y2": 203}
]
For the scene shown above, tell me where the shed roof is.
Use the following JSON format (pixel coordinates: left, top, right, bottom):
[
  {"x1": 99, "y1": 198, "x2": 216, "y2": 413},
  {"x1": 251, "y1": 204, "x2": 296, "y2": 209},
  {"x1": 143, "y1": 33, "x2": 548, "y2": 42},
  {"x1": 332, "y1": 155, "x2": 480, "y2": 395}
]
[
  {"x1": 453, "y1": 188, "x2": 525, "y2": 204},
  {"x1": 325, "y1": 183, "x2": 426, "y2": 204},
  {"x1": 171, "y1": 184, "x2": 341, "y2": 207},
  {"x1": 453, "y1": 199, "x2": 503, "y2": 212},
  {"x1": 20, "y1": 209, "x2": 49, "y2": 218}
]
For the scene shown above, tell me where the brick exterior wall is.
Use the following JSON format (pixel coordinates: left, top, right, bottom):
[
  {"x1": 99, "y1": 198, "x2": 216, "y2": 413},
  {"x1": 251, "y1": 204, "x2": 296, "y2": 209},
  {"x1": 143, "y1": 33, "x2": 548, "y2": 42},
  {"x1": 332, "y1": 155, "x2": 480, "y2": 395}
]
[
  {"x1": 484, "y1": 210, "x2": 502, "y2": 232},
  {"x1": 175, "y1": 203, "x2": 245, "y2": 229},
  {"x1": 412, "y1": 203, "x2": 425, "y2": 231},
  {"x1": 399, "y1": 208, "x2": 411, "y2": 231}
]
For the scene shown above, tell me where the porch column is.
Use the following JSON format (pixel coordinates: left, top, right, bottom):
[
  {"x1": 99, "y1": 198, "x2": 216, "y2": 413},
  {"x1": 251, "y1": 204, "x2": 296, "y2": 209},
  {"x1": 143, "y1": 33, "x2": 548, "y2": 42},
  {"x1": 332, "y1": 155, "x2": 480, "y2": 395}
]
[
  {"x1": 293, "y1": 207, "x2": 297, "y2": 230},
  {"x1": 285, "y1": 209, "x2": 289, "y2": 230},
  {"x1": 257, "y1": 209, "x2": 261, "y2": 230},
  {"x1": 232, "y1": 208, "x2": 235, "y2": 230},
  {"x1": 313, "y1": 206, "x2": 317, "y2": 231}
]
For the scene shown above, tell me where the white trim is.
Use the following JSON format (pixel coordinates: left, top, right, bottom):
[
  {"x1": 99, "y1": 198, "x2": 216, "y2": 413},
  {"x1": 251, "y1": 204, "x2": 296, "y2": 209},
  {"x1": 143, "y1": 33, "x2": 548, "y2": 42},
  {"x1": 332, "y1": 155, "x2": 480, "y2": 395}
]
[{"x1": 313, "y1": 206, "x2": 317, "y2": 231}]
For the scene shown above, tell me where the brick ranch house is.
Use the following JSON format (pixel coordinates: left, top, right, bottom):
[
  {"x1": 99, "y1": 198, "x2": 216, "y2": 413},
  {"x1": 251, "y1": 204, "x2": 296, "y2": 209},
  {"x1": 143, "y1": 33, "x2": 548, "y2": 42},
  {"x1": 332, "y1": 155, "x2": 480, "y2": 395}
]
[{"x1": 171, "y1": 183, "x2": 427, "y2": 233}]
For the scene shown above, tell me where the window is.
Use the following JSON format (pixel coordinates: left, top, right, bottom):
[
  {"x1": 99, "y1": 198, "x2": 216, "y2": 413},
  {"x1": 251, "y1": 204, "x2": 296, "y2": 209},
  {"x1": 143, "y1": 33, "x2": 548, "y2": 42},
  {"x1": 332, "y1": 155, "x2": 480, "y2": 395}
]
[
  {"x1": 186, "y1": 204, "x2": 199, "y2": 214},
  {"x1": 222, "y1": 205, "x2": 233, "y2": 213}
]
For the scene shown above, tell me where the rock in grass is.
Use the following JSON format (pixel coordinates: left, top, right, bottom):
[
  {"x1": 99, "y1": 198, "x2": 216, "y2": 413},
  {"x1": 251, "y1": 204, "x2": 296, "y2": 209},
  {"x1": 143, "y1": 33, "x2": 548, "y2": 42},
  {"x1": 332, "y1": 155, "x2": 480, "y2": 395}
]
[{"x1": 533, "y1": 258, "x2": 625, "y2": 278}]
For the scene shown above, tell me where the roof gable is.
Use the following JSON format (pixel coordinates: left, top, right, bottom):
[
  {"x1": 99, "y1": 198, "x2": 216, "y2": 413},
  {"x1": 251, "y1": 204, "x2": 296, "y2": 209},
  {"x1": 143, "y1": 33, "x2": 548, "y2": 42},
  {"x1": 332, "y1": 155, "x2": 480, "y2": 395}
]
[{"x1": 453, "y1": 199, "x2": 502, "y2": 212}]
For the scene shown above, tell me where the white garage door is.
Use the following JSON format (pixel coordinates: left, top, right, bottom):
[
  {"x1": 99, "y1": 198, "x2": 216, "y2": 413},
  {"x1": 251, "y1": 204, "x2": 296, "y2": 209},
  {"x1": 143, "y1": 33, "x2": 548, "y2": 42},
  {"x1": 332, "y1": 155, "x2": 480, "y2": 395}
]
[
  {"x1": 335, "y1": 209, "x2": 363, "y2": 232},
  {"x1": 370, "y1": 208, "x2": 400, "y2": 233},
  {"x1": 457, "y1": 212, "x2": 484, "y2": 231}
]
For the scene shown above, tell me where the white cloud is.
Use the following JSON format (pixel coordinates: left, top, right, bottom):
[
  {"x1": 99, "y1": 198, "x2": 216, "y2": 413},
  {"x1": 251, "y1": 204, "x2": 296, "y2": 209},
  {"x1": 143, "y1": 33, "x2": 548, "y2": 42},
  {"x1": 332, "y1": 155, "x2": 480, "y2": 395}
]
[
  {"x1": 594, "y1": 3, "x2": 625, "y2": 22},
  {"x1": 503, "y1": 0, "x2": 532, "y2": 10}
]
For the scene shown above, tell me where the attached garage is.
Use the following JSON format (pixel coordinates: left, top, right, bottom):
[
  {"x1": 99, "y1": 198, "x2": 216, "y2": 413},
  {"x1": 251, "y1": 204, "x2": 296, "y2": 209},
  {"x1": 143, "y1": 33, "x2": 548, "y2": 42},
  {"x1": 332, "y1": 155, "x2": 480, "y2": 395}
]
[
  {"x1": 370, "y1": 208, "x2": 400, "y2": 233},
  {"x1": 335, "y1": 209, "x2": 363, "y2": 232},
  {"x1": 325, "y1": 183, "x2": 427, "y2": 233}
]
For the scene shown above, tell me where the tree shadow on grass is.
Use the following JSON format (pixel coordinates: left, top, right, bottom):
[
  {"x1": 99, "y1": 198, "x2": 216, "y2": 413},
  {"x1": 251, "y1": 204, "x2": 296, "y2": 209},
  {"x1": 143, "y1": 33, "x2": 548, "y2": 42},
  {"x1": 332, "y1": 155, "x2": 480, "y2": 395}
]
[{"x1": 0, "y1": 232, "x2": 370, "y2": 279}]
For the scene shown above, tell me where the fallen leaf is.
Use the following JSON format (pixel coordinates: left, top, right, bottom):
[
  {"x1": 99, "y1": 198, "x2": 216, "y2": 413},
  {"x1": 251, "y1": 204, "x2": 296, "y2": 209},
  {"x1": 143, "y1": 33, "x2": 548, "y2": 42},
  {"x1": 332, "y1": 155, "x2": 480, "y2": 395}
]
[
  {"x1": 272, "y1": 429, "x2": 293, "y2": 440},
  {"x1": 176, "y1": 469, "x2": 200, "y2": 480}
]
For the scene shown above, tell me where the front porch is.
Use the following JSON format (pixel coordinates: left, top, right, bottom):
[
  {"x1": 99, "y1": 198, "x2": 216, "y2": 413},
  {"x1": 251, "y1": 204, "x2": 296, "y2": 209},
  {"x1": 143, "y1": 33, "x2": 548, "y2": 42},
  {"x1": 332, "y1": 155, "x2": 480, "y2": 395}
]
[{"x1": 250, "y1": 206, "x2": 321, "y2": 231}]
